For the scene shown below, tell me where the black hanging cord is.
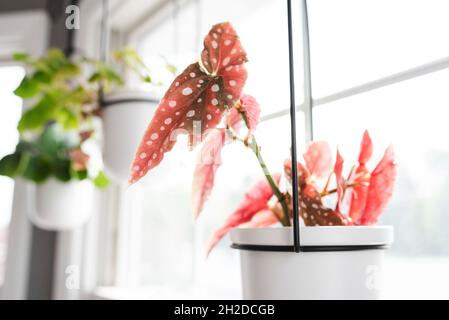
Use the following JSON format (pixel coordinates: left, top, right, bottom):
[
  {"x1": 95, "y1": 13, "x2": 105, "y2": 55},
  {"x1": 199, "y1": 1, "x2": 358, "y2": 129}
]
[
  {"x1": 287, "y1": 0, "x2": 301, "y2": 253},
  {"x1": 64, "y1": 0, "x2": 79, "y2": 58}
]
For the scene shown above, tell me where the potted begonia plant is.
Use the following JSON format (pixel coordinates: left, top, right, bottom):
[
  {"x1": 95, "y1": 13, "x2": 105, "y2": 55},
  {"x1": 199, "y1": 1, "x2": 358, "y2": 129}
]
[
  {"x1": 129, "y1": 22, "x2": 397, "y2": 299},
  {"x1": 0, "y1": 48, "x2": 165, "y2": 229}
]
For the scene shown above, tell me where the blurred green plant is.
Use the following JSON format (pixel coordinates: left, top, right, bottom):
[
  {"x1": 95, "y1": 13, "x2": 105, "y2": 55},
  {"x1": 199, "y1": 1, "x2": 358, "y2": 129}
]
[
  {"x1": 0, "y1": 125, "x2": 106, "y2": 187},
  {"x1": 0, "y1": 47, "x2": 165, "y2": 187}
]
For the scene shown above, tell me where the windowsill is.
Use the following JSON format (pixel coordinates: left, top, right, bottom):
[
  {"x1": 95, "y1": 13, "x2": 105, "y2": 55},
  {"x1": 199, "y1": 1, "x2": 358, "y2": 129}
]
[
  {"x1": 91, "y1": 256, "x2": 449, "y2": 300},
  {"x1": 91, "y1": 285, "x2": 240, "y2": 300}
]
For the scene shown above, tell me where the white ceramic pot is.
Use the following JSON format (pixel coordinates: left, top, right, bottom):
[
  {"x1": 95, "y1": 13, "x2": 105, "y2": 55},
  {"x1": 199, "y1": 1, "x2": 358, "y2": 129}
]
[
  {"x1": 230, "y1": 226, "x2": 393, "y2": 300},
  {"x1": 102, "y1": 90, "x2": 159, "y2": 183},
  {"x1": 30, "y1": 179, "x2": 94, "y2": 230}
]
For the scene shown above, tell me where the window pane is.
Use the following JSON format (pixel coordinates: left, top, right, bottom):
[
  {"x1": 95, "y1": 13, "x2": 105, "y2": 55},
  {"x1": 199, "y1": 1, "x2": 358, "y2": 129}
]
[
  {"x1": 126, "y1": 0, "x2": 305, "y2": 297},
  {"x1": 313, "y1": 68, "x2": 449, "y2": 257},
  {"x1": 138, "y1": 0, "x2": 304, "y2": 116},
  {"x1": 308, "y1": 0, "x2": 449, "y2": 97},
  {"x1": 0, "y1": 66, "x2": 24, "y2": 284}
]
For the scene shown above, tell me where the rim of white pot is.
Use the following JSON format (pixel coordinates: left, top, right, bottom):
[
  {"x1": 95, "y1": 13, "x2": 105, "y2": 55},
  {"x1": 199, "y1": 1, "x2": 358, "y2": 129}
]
[
  {"x1": 102, "y1": 89, "x2": 160, "y2": 108},
  {"x1": 230, "y1": 226, "x2": 393, "y2": 248}
]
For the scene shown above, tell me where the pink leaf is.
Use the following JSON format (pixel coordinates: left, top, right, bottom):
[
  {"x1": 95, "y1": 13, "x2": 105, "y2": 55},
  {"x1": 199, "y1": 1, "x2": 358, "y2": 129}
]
[
  {"x1": 239, "y1": 94, "x2": 261, "y2": 132},
  {"x1": 240, "y1": 209, "x2": 278, "y2": 228},
  {"x1": 361, "y1": 145, "x2": 397, "y2": 225},
  {"x1": 303, "y1": 141, "x2": 333, "y2": 179},
  {"x1": 129, "y1": 22, "x2": 248, "y2": 184},
  {"x1": 348, "y1": 131, "x2": 374, "y2": 224},
  {"x1": 192, "y1": 129, "x2": 226, "y2": 219},
  {"x1": 299, "y1": 183, "x2": 347, "y2": 226},
  {"x1": 69, "y1": 149, "x2": 90, "y2": 171},
  {"x1": 334, "y1": 149, "x2": 345, "y2": 212},
  {"x1": 226, "y1": 108, "x2": 242, "y2": 131},
  {"x1": 206, "y1": 173, "x2": 281, "y2": 255},
  {"x1": 348, "y1": 164, "x2": 370, "y2": 224},
  {"x1": 226, "y1": 94, "x2": 261, "y2": 133},
  {"x1": 284, "y1": 158, "x2": 346, "y2": 226},
  {"x1": 358, "y1": 130, "x2": 373, "y2": 165},
  {"x1": 283, "y1": 158, "x2": 310, "y2": 187}
]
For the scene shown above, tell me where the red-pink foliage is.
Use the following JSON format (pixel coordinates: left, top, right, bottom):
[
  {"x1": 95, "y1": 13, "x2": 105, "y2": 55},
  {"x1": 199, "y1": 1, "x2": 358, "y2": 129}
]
[
  {"x1": 206, "y1": 173, "x2": 280, "y2": 255},
  {"x1": 129, "y1": 22, "x2": 248, "y2": 184}
]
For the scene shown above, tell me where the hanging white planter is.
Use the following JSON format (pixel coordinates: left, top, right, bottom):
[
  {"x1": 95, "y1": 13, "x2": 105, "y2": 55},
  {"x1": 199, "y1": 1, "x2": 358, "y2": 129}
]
[
  {"x1": 102, "y1": 90, "x2": 159, "y2": 183},
  {"x1": 29, "y1": 179, "x2": 94, "y2": 231},
  {"x1": 230, "y1": 226, "x2": 393, "y2": 300}
]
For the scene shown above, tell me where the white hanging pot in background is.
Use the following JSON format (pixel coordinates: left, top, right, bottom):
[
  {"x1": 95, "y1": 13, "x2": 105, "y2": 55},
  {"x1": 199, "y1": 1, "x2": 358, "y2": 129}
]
[
  {"x1": 230, "y1": 226, "x2": 393, "y2": 300},
  {"x1": 102, "y1": 90, "x2": 159, "y2": 183},
  {"x1": 29, "y1": 179, "x2": 94, "y2": 231}
]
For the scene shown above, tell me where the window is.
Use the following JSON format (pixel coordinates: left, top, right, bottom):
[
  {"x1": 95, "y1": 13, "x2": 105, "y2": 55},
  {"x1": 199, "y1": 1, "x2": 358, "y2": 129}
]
[
  {"x1": 0, "y1": 66, "x2": 24, "y2": 285},
  {"x1": 307, "y1": 0, "x2": 449, "y2": 97},
  {"x1": 308, "y1": 0, "x2": 449, "y2": 299},
  {"x1": 100, "y1": 0, "x2": 304, "y2": 299},
  {"x1": 98, "y1": 0, "x2": 449, "y2": 299}
]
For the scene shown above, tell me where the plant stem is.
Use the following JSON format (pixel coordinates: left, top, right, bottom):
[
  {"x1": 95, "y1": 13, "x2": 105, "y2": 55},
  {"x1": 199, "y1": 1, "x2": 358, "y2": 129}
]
[
  {"x1": 248, "y1": 138, "x2": 291, "y2": 226},
  {"x1": 320, "y1": 182, "x2": 359, "y2": 197},
  {"x1": 238, "y1": 112, "x2": 291, "y2": 226}
]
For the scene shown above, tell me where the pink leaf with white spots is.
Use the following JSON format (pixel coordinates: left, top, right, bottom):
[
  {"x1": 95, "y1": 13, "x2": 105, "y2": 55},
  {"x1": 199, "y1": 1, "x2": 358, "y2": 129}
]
[
  {"x1": 206, "y1": 173, "x2": 281, "y2": 255},
  {"x1": 303, "y1": 141, "x2": 333, "y2": 179},
  {"x1": 129, "y1": 22, "x2": 248, "y2": 184},
  {"x1": 361, "y1": 145, "x2": 397, "y2": 225},
  {"x1": 192, "y1": 129, "x2": 226, "y2": 219},
  {"x1": 284, "y1": 159, "x2": 346, "y2": 226},
  {"x1": 299, "y1": 184, "x2": 347, "y2": 226}
]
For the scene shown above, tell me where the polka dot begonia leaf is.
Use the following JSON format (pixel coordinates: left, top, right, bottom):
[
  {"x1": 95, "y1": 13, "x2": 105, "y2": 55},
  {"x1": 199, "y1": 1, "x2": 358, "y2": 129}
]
[{"x1": 129, "y1": 22, "x2": 248, "y2": 184}]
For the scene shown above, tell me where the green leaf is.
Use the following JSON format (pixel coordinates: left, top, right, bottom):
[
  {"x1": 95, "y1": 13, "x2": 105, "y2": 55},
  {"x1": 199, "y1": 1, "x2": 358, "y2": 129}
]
[
  {"x1": 100, "y1": 64, "x2": 124, "y2": 85},
  {"x1": 93, "y1": 171, "x2": 110, "y2": 189},
  {"x1": 56, "y1": 108, "x2": 79, "y2": 130},
  {"x1": 18, "y1": 95, "x2": 57, "y2": 132},
  {"x1": 32, "y1": 70, "x2": 52, "y2": 84},
  {"x1": 166, "y1": 63, "x2": 177, "y2": 75},
  {"x1": 23, "y1": 156, "x2": 51, "y2": 183},
  {"x1": 88, "y1": 72, "x2": 100, "y2": 83},
  {"x1": 0, "y1": 153, "x2": 22, "y2": 178},
  {"x1": 47, "y1": 48, "x2": 65, "y2": 61},
  {"x1": 71, "y1": 169, "x2": 88, "y2": 181},
  {"x1": 143, "y1": 75, "x2": 152, "y2": 83},
  {"x1": 113, "y1": 47, "x2": 145, "y2": 67},
  {"x1": 52, "y1": 158, "x2": 71, "y2": 182},
  {"x1": 15, "y1": 141, "x2": 35, "y2": 154},
  {"x1": 13, "y1": 52, "x2": 29, "y2": 62},
  {"x1": 14, "y1": 77, "x2": 39, "y2": 98},
  {"x1": 56, "y1": 61, "x2": 80, "y2": 78},
  {"x1": 37, "y1": 125, "x2": 76, "y2": 156},
  {"x1": 46, "y1": 48, "x2": 66, "y2": 71}
]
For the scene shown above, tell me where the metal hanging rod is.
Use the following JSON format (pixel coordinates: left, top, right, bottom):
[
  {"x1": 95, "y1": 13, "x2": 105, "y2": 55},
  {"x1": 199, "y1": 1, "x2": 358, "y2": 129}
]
[{"x1": 287, "y1": 0, "x2": 301, "y2": 253}]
